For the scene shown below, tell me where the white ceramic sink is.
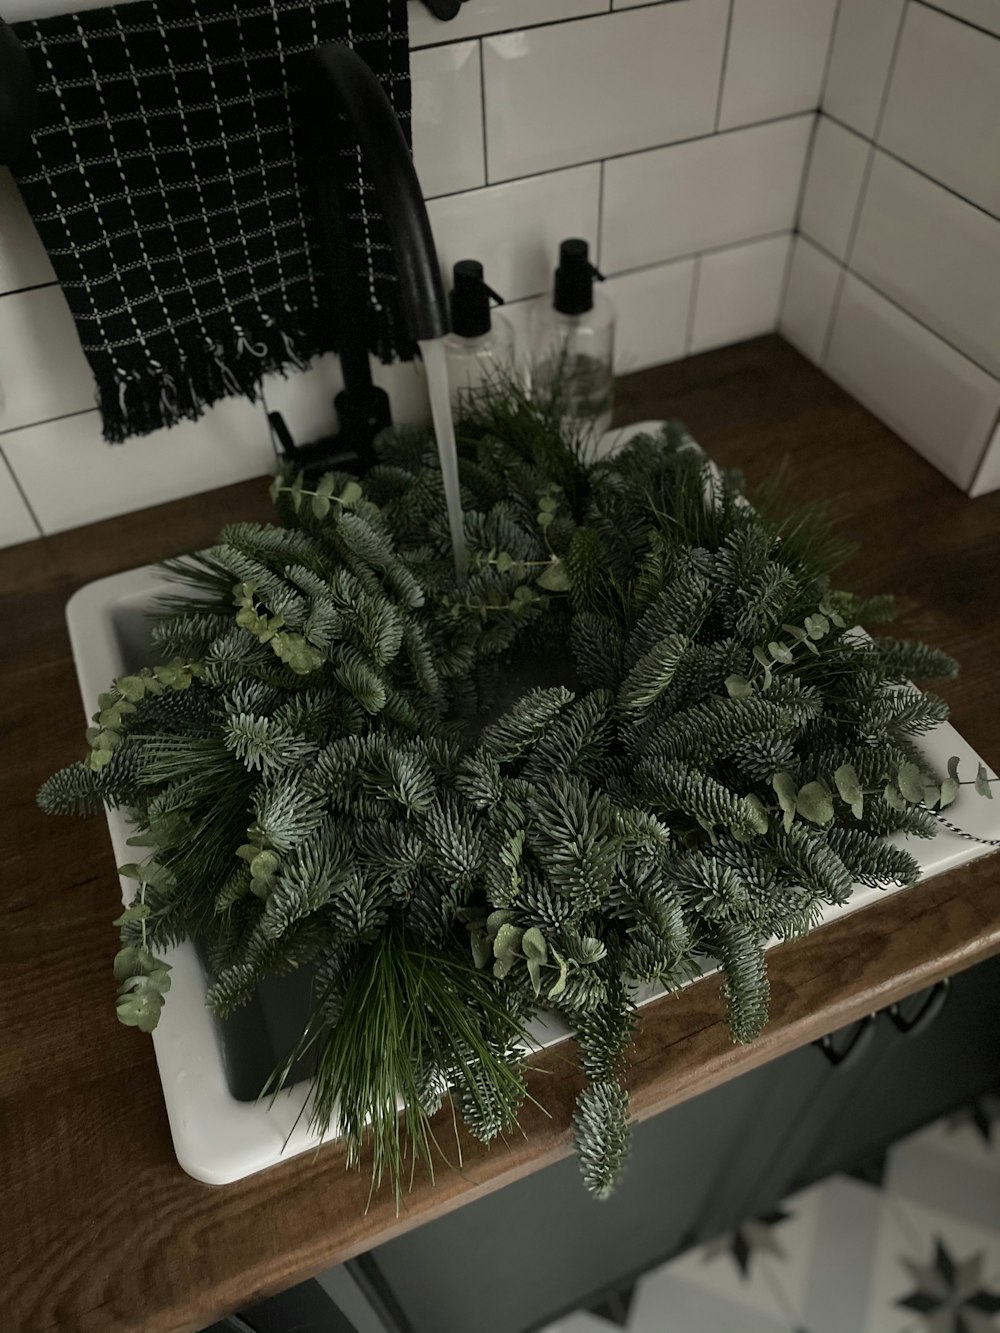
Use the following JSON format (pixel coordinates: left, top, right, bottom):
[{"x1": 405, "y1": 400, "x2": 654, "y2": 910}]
[{"x1": 65, "y1": 428, "x2": 1000, "y2": 1185}]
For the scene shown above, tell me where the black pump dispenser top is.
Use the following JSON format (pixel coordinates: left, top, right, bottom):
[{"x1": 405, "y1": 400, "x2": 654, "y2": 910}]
[
  {"x1": 449, "y1": 259, "x2": 504, "y2": 338},
  {"x1": 553, "y1": 238, "x2": 604, "y2": 316}
]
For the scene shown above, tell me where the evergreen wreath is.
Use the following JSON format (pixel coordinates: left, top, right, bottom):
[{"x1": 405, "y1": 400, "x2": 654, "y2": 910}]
[{"x1": 39, "y1": 381, "x2": 993, "y2": 1201}]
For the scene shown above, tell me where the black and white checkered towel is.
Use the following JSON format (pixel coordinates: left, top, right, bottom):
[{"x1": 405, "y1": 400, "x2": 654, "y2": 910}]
[{"x1": 12, "y1": 0, "x2": 410, "y2": 442}]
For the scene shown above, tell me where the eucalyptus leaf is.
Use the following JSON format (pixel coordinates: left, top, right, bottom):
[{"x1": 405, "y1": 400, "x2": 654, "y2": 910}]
[
  {"x1": 897, "y1": 762, "x2": 926, "y2": 805},
  {"x1": 939, "y1": 776, "x2": 960, "y2": 808},
  {"x1": 547, "y1": 948, "x2": 569, "y2": 1000},
  {"x1": 884, "y1": 782, "x2": 906, "y2": 812},
  {"x1": 537, "y1": 560, "x2": 571, "y2": 592},
  {"x1": 947, "y1": 756, "x2": 961, "y2": 783},
  {"x1": 522, "y1": 927, "x2": 547, "y2": 963},
  {"x1": 976, "y1": 763, "x2": 994, "y2": 799},
  {"x1": 769, "y1": 641, "x2": 794, "y2": 665},
  {"x1": 796, "y1": 780, "x2": 835, "y2": 826},
  {"x1": 487, "y1": 909, "x2": 516, "y2": 939},
  {"x1": 526, "y1": 957, "x2": 542, "y2": 997},
  {"x1": 772, "y1": 772, "x2": 798, "y2": 815},
  {"x1": 493, "y1": 922, "x2": 525, "y2": 960},
  {"x1": 725, "y1": 674, "x2": 753, "y2": 699}
]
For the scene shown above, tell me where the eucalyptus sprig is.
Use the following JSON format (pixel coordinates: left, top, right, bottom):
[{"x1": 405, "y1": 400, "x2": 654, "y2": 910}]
[{"x1": 39, "y1": 376, "x2": 988, "y2": 1203}]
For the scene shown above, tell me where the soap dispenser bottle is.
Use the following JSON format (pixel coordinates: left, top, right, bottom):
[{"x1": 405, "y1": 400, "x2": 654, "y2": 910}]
[
  {"x1": 442, "y1": 259, "x2": 514, "y2": 409},
  {"x1": 532, "y1": 238, "x2": 615, "y2": 435}
]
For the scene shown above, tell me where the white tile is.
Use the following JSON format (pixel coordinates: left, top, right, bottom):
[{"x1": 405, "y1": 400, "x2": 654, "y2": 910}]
[
  {"x1": 411, "y1": 42, "x2": 485, "y2": 199},
  {"x1": 879, "y1": 3, "x2": 1000, "y2": 218},
  {"x1": 718, "y1": 0, "x2": 838, "y2": 130},
  {"x1": 408, "y1": 0, "x2": 607, "y2": 47},
  {"x1": 427, "y1": 164, "x2": 600, "y2": 302},
  {"x1": 261, "y1": 353, "x2": 431, "y2": 451},
  {"x1": 779, "y1": 236, "x2": 841, "y2": 364},
  {"x1": 822, "y1": 0, "x2": 906, "y2": 137},
  {"x1": 862, "y1": 1195, "x2": 1000, "y2": 1333},
  {"x1": 799, "y1": 116, "x2": 870, "y2": 261},
  {"x1": 482, "y1": 2, "x2": 729, "y2": 182},
  {"x1": 0, "y1": 285, "x2": 96, "y2": 432},
  {"x1": 3, "y1": 395, "x2": 276, "y2": 534},
  {"x1": 851, "y1": 151, "x2": 1000, "y2": 378},
  {"x1": 495, "y1": 296, "x2": 537, "y2": 376},
  {"x1": 826, "y1": 275, "x2": 1000, "y2": 489},
  {"x1": 0, "y1": 169, "x2": 56, "y2": 295},
  {"x1": 603, "y1": 116, "x2": 811, "y2": 273},
  {"x1": 690, "y1": 234, "x2": 791, "y2": 353},
  {"x1": 606, "y1": 258, "x2": 696, "y2": 373},
  {"x1": 970, "y1": 418, "x2": 1000, "y2": 497},
  {"x1": 923, "y1": 0, "x2": 1000, "y2": 37},
  {"x1": 1, "y1": 0, "x2": 124, "y2": 14},
  {"x1": 0, "y1": 453, "x2": 40, "y2": 547}
]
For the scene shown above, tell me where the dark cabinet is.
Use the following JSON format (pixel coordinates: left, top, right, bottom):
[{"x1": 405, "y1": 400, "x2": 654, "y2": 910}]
[{"x1": 368, "y1": 954, "x2": 1000, "y2": 1333}]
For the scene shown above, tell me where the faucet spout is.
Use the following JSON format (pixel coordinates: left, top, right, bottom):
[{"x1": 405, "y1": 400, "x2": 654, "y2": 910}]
[{"x1": 289, "y1": 44, "x2": 449, "y2": 474}]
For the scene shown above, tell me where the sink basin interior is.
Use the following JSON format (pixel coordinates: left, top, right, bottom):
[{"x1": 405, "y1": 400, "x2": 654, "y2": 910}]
[
  {"x1": 70, "y1": 552, "x2": 1000, "y2": 1185},
  {"x1": 110, "y1": 592, "x2": 321, "y2": 1104}
]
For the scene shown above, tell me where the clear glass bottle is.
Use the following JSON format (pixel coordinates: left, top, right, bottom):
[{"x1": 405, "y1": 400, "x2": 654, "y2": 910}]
[
  {"x1": 441, "y1": 260, "x2": 514, "y2": 411},
  {"x1": 531, "y1": 238, "x2": 615, "y2": 436}
]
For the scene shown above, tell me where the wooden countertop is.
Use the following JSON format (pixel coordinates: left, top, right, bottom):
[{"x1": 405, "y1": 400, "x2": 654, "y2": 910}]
[{"x1": 3, "y1": 336, "x2": 999, "y2": 1333}]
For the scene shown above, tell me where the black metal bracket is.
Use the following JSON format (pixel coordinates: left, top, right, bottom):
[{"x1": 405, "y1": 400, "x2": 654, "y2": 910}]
[
  {"x1": 421, "y1": 0, "x2": 467, "y2": 17},
  {"x1": 814, "y1": 1014, "x2": 878, "y2": 1069}
]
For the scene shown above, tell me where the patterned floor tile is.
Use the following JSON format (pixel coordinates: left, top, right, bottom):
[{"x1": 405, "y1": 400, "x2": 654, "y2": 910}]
[
  {"x1": 863, "y1": 1194, "x2": 1000, "y2": 1333},
  {"x1": 537, "y1": 1102, "x2": 1000, "y2": 1333}
]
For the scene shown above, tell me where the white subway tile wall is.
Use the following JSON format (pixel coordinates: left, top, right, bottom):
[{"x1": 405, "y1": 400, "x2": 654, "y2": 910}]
[
  {"x1": 825, "y1": 276, "x2": 1000, "y2": 490},
  {"x1": 689, "y1": 234, "x2": 792, "y2": 354},
  {"x1": 0, "y1": 456, "x2": 40, "y2": 545},
  {"x1": 481, "y1": 3, "x2": 728, "y2": 182},
  {"x1": 779, "y1": 237, "x2": 841, "y2": 365},
  {"x1": 17, "y1": 0, "x2": 978, "y2": 548},
  {"x1": 602, "y1": 115, "x2": 812, "y2": 272},
  {"x1": 798, "y1": 117, "x2": 870, "y2": 262},
  {"x1": 3, "y1": 397, "x2": 278, "y2": 534},
  {"x1": 717, "y1": 0, "x2": 838, "y2": 131},
  {"x1": 822, "y1": 0, "x2": 906, "y2": 138},
  {"x1": 411, "y1": 41, "x2": 486, "y2": 198},
  {"x1": 783, "y1": 0, "x2": 1000, "y2": 494},
  {"x1": 605, "y1": 260, "x2": 696, "y2": 373},
  {"x1": 878, "y1": 2, "x2": 1000, "y2": 218},
  {"x1": 851, "y1": 152, "x2": 1000, "y2": 378}
]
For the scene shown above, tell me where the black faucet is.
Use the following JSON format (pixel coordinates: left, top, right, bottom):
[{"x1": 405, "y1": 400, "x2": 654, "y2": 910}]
[{"x1": 280, "y1": 44, "x2": 450, "y2": 479}]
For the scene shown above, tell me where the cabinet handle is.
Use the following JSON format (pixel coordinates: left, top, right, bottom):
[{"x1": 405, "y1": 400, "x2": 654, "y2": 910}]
[
  {"x1": 886, "y1": 978, "x2": 950, "y2": 1036},
  {"x1": 814, "y1": 1013, "x2": 878, "y2": 1068}
]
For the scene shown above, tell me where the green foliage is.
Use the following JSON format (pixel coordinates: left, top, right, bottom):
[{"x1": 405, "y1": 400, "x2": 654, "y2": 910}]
[
  {"x1": 573, "y1": 1080, "x2": 632, "y2": 1199},
  {"x1": 41, "y1": 381, "x2": 978, "y2": 1206}
]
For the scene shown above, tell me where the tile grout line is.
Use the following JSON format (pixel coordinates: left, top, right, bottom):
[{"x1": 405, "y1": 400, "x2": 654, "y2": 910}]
[
  {"x1": 0, "y1": 278, "x2": 61, "y2": 301},
  {"x1": 421, "y1": 108, "x2": 816, "y2": 204},
  {"x1": 802, "y1": 228, "x2": 1000, "y2": 384},
  {"x1": 819, "y1": 1, "x2": 910, "y2": 367},
  {"x1": 713, "y1": 0, "x2": 736, "y2": 133},
  {"x1": 821, "y1": 110, "x2": 1000, "y2": 226},
  {"x1": 912, "y1": 0, "x2": 1000, "y2": 39},
  {"x1": 0, "y1": 445, "x2": 45, "y2": 537},
  {"x1": 476, "y1": 36, "x2": 490, "y2": 189},
  {"x1": 408, "y1": 0, "x2": 676, "y2": 53},
  {"x1": 596, "y1": 159, "x2": 606, "y2": 270},
  {"x1": 817, "y1": 0, "x2": 844, "y2": 109},
  {"x1": 0, "y1": 405, "x2": 99, "y2": 439}
]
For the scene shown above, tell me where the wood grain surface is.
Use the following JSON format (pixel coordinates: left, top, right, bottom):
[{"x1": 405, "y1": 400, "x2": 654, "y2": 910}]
[{"x1": 3, "y1": 336, "x2": 998, "y2": 1333}]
